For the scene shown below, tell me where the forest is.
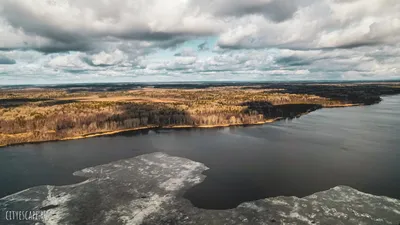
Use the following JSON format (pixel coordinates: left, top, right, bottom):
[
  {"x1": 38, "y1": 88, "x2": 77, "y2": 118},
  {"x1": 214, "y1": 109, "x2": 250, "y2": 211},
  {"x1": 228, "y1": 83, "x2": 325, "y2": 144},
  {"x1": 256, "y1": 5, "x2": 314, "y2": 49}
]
[{"x1": 1, "y1": 82, "x2": 399, "y2": 146}]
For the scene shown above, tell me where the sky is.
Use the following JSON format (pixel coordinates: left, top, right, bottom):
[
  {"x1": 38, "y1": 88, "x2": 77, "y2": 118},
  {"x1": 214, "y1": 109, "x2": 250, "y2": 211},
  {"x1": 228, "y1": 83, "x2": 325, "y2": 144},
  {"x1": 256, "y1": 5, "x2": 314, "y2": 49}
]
[{"x1": 0, "y1": 0, "x2": 399, "y2": 84}]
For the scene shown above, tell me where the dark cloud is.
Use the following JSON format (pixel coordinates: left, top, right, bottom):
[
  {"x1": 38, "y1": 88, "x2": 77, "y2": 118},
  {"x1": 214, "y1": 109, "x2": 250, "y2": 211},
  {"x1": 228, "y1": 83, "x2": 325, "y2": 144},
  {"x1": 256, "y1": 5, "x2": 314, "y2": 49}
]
[
  {"x1": 0, "y1": 1, "x2": 214, "y2": 53},
  {"x1": 227, "y1": 0, "x2": 299, "y2": 22},
  {"x1": 333, "y1": 41, "x2": 379, "y2": 49},
  {"x1": 63, "y1": 69, "x2": 90, "y2": 74},
  {"x1": 37, "y1": 42, "x2": 94, "y2": 54},
  {"x1": 116, "y1": 30, "x2": 177, "y2": 42},
  {"x1": 198, "y1": 41, "x2": 209, "y2": 51},
  {"x1": 332, "y1": 0, "x2": 360, "y2": 2},
  {"x1": 1, "y1": 0, "x2": 398, "y2": 53},
  {"x1": 0, "y1": 55, "x2": 16, "y2": 64},
  {"x1": 1, "y1": 1, "x2": 88, "y2": 44},
  {"x1": 275, "y1": 56, "x2": 312, "y2": 66},
  {"x1": 196, "y1": 0, "x2": 314, "y2": 23}
]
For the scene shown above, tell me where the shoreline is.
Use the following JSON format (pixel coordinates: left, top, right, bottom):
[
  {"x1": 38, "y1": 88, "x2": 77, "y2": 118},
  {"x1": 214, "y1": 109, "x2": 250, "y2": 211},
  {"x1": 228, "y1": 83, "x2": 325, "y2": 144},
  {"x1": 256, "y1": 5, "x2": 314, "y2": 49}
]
[
  {"x1": 0, "y1": 102, "x2": 364, "y2": 149},
  {"x1": 323, "y1": 103, "x2": 362, "y2": 108},
  {"x1": 0, "y1": 118, "x2": 283, "y2": 149}
]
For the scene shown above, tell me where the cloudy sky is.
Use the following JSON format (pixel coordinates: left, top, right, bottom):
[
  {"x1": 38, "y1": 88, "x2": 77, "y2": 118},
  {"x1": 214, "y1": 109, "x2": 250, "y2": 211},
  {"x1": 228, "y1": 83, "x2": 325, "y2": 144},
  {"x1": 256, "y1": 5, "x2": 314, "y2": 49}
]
[{"x1": 0, "y1": 0, "x2": 399, "y2": 84}]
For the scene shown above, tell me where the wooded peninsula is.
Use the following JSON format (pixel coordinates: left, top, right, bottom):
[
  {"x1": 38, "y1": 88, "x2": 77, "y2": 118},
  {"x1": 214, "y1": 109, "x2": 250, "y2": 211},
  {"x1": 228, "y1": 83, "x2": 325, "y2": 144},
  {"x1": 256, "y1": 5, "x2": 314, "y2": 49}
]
[{"x1": 1, "y1": 82, "x2": 399, "y2": 147}]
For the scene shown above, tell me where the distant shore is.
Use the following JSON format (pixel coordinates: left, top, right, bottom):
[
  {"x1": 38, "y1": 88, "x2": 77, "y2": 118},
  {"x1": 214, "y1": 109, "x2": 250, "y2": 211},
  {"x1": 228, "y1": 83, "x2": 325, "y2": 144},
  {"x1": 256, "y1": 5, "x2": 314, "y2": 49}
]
[
  {"x1": 0, "y1": 102, "x2": 367, "y2": 149},
  {"x1": 0, "y1": 102, "x2": 363, "y2": 149}
]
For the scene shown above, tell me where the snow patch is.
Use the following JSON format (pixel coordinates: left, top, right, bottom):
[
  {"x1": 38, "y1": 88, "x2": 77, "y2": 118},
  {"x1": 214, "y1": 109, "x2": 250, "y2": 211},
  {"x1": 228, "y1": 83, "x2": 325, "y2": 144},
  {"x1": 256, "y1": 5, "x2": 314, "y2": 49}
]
[
  {"x1": 41, "y1": 186, "x2": 71, "y2": 225},
  {"x1": 118, "y1": 194, "x2": 171, "y2": 225}
]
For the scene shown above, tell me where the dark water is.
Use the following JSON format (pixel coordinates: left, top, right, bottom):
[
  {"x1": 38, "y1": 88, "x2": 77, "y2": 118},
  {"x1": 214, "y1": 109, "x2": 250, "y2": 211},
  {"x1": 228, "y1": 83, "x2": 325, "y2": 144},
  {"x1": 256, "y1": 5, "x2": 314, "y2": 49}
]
[{"x1": 0, "y1": 96, "x2": 399, "y2": 209}]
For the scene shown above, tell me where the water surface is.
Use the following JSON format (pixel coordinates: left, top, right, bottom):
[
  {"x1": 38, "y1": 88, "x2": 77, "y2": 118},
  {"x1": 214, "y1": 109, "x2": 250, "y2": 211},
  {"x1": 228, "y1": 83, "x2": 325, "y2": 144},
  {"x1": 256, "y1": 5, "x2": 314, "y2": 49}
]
[{"x1": 0, "y1": 95, "x2": 399, "y2": 209}]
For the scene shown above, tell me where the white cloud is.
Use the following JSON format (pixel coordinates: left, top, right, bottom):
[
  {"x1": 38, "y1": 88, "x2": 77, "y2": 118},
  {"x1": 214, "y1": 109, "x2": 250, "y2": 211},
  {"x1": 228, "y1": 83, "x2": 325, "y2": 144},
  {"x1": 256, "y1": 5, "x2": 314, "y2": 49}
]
[
  {"x1": 89, "y1": 50, "x2": 127, "y2": 66},
  {"x1": 47, "y1": 53, "x2": 88, "y2": 69},
  {"x1": 0, "y1": 0, "x2": 221, "y2": 52},
  {"x1": 0, "y1": 0, "x2": 399, "y2": 84},
  {"x1": 2, "y1": 0, "x2": 398, "y2": 51},
  {"x1": 217, "y1": 0, "x2": 400, "y2": 49}
]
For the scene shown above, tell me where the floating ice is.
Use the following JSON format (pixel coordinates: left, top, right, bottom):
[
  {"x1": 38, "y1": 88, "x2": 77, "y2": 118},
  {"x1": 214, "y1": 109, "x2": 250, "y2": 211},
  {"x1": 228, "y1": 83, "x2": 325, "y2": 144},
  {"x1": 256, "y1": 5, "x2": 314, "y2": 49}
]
[{"x1": 1, "y1": 152, "x2": 399, "y2": 225}]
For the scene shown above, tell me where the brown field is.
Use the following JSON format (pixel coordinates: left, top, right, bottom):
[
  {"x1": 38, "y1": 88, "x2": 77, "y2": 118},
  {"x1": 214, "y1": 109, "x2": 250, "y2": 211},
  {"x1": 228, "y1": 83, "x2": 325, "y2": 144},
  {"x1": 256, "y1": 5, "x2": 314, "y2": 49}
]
[{"x1": 58, "y1": 95, "x2": 182, "y2": 103}]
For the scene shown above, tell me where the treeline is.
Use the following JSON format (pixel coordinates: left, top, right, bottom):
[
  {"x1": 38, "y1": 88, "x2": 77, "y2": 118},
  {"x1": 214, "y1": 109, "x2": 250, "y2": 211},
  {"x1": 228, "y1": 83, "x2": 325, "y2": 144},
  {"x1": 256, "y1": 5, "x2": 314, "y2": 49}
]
[
  {"x1": 0, "y1": 99, "x2": 323, "y2": 146},
  {"x1": 276, "y1": 84, "x2": 400, "y2": 105},
  {"x1": 0, "y1": 101, "x2": 259, "y2": 146}
]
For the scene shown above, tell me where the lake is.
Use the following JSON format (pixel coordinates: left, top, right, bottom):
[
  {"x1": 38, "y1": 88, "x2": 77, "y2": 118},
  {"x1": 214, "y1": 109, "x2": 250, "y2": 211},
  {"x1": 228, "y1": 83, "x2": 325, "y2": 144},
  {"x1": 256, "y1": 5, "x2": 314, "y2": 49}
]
[{"x1": 0, "y1": 95, "x2": 399, "y2": 209}]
